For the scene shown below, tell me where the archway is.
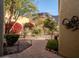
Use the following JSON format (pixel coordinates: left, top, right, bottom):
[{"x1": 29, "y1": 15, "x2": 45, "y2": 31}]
[{"x1": 1, "y1": 0, "x2": 60, "y2": 57}]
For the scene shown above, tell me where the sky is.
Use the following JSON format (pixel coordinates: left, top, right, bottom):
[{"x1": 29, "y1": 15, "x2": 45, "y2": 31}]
[{"x1": 33, "y1": 0, "x2": 58, "y2": 16}]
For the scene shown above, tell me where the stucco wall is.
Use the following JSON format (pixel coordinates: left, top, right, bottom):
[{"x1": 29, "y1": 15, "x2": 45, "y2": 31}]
[{"x1": 59, "y1": 0, "x2": 79, "y2": 57}]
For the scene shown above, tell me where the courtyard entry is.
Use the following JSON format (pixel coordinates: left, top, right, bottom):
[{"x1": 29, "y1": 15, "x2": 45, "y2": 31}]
[{"x1": 0, "y1": 0, "x2": 61, "y2": 58}]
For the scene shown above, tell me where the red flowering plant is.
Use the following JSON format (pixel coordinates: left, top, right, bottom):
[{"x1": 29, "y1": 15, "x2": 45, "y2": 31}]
[
  {"x1": 5, "y1": 22, "x2": 23, "y2": 46},
  {"x1": 5, "y1": 22, "x2": 22, "y2": 34}
]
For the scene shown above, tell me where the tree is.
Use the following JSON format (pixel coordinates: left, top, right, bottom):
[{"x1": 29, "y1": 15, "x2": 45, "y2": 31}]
[
  {"x1": 44, "y1": 18, "x2": 57, "y2": 39},
  {"x1": 23, "y1": 22, "x2": 35, "y2": 37},
  {"x1": 32, "y1": 13, "x2": 47, "y2": 35},
  {"x1": 4, "y1": 0, "x2": 37, "y2": 21},
  {"x1": 4, "y1": 0, "x2": 37, "y2": 34}
]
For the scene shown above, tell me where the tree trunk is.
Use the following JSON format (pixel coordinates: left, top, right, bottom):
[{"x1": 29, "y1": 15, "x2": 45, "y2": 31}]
[
  {"x1": 50, "y1": 32, "x2": 53, "y2": 39},
  {"x1": 51, "y1": 34, "x2": 52, "y2": 39},
  {"x1": 0, "y1": 0, "x2": 4, "y2": 56},
  {"x1": 43, "y1": 26, "x2": 45, "y2": 35}
]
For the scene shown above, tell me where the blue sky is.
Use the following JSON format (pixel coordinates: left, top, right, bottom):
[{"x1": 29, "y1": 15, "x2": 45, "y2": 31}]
[{"x1": 33, "y1": 0, "x2": 58, "y2": 16}]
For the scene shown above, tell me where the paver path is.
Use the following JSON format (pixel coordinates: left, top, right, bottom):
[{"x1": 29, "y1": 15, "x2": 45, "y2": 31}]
[{"x1": 3, "y1": 40, "x2": 62, "y2": 58}]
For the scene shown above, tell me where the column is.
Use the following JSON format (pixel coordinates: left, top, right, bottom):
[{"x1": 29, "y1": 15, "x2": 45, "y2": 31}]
[
  {"x1": 0, "y1": 0, "x2": 4, "y2": 56},
  {"x1": 59, "y1": 0, "x2": 79, "y2": 57}
]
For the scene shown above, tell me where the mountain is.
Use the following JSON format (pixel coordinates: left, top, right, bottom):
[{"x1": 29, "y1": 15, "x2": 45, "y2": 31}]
[
  {"x1": 52, "y1": 16, "x2": 59, "y2": 23},
  {"x1": 37, "y1": 12, "x2": 59, "y2": 23},
  {"x1": 32, "y1": 12, "x2": 59, "y2": 23}
]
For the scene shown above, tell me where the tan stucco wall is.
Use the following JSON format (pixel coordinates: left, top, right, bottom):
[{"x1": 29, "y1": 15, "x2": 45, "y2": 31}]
[{"x1": 59, "y1": 0, "x2": 79, "y2": 57}]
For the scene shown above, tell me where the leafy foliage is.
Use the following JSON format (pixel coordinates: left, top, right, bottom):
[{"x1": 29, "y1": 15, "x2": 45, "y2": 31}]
[
  {"x1": 32, "y1": 28, "x2": 41, "y2": 35},
  {"x1": 46, "y1": 39, "x2": 58, "y2": 51},
  {"x1": 44, "y1": 18, "x2": 57, "y2": 31},
  {"x1": 4, "y1": 0, "x2": 37, "y2": 34},
  {"x1": 4, "y1": 0, "x2": 37, "y2": 21},
  {"x1": 5, "y1": 22, "x2": 22, "y2": 34},
  {"x1": 5, "y1": 35, "x2": 19, "y2": 46}
]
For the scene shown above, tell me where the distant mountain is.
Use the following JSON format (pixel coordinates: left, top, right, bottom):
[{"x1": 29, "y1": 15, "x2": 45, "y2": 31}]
[
  {"x1": 52, "y1": 16, "x2": 59, "y2": 23},
  {"x1": 32, "y1": 12, "x2": 59, "y2": 23},
  {"x1": 37, "y1": 12, "x2": 59, "y2": 23}
]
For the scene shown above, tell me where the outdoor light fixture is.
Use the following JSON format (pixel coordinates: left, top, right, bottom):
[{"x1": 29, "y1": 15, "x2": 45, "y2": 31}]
[{"x1": 62, "y1": 16, "x2": 79, "y2": 31}]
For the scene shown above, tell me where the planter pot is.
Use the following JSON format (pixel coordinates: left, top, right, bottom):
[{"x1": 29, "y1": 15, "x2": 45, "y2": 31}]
[{"x1": 5, "y1": 34, "x2": 19, "y2": 46}]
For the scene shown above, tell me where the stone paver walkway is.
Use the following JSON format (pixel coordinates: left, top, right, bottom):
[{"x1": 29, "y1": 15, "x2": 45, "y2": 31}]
[{"x1": 3, "y1": 40, "x2": 62, "y2": 58}]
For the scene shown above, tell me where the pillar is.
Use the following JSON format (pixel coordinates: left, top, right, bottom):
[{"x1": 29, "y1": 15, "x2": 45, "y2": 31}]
[
  {"x1": 59, "y1": 0, "x2": 79, "y2": 57},
  {"x1": 0, "y1": 0, "x2": 4, "y2": 56}
]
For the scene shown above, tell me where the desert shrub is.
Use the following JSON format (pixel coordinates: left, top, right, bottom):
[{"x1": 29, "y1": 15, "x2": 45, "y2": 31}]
[{"x1": 46, "y1": 39, "x2": 58, "y2": 51}]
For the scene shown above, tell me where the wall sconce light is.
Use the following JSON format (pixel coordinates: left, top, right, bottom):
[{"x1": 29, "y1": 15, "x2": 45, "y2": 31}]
[{"x1": 62, "y1": 16, "x2": 79, "y2": 31}]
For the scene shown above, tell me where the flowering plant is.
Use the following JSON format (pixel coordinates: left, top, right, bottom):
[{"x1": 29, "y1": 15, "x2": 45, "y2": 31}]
[
  {"x1": 5, "y1": 21, "x2": 23, "y2": 46},
  {"x1": 5, "y1": 21, "x2": 22, "y2": 35}
]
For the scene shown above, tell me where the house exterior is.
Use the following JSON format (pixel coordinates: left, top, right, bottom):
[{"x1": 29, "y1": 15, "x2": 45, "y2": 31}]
[{"x1": 0, "y1": 0, "x2": 79, "y2": 57}]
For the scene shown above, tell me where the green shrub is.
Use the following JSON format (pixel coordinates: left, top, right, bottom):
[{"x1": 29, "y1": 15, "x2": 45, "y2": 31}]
[
  {"x1": 46, "y1": 39, "x2": 58, "y2": 51},
  {"x1": 5, "y1": 35, "x2": 19, "y2": 46}
]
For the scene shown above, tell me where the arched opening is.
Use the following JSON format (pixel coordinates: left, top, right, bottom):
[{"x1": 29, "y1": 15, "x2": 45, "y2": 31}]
[{"x1": 0, "y1": 0, "x2": 61, "y2": 57}]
